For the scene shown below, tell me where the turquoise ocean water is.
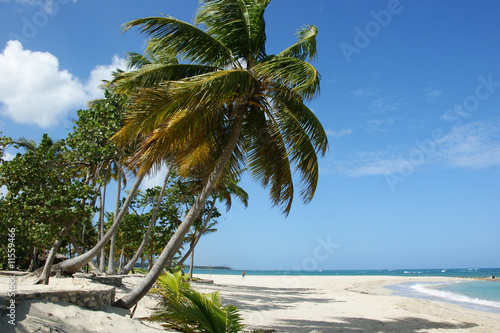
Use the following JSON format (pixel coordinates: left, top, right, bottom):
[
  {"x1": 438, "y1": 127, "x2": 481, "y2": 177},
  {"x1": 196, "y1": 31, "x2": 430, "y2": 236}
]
[{"x1": 192, "y1": 268, "x2": 500, "y2": 313}]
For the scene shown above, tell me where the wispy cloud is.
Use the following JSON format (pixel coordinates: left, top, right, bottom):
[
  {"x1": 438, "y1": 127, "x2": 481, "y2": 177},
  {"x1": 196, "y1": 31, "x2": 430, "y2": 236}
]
[
  {"x1": 436, "y1": 121, "x2": 500, "y2": 168},
  {"x1": 350, "y1": 85, "x2": 404, "y2": 117},
  {"x1": 323, "y1": 120, "x2": 500, "y2": 177},
  {"x1": 349, "y1": 85, "x2": 381, "y2": 98},
  {"x1": 423, "y1": 87, "x2": 444, "y2": 103},
  {"x1": 366, "y1": 118, "x2": 394, "y2": 132},
  {"x1": 326, "y1": 128, "x2": 353, "y2": 138}
]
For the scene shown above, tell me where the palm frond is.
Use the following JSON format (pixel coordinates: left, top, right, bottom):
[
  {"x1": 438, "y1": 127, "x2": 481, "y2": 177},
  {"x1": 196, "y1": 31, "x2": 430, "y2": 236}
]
[
  {"x1": 123, "y1": 16, "x2": 235, "y2": 67},
  {"x1": 254, "y1": 57, "x2": 320, "y2": 100},
  {"x1": 149, "y1": 271, "x2": 245, "y2": 333},
  {"x1": 276, "y1": 25, "x2": 318, "y2": 61},
  {"x1": 196, "y1": 0, "x2": 270, "y2": 62},
  {"x1": 243, "y1": 104, "x2": 294, "y2": 215},
  {"x1": 125, "y1": 52, "x2": 152, "y2": 69},
  {"x1": 113, "y1": 63, "x2": 218, "y2": 93}
]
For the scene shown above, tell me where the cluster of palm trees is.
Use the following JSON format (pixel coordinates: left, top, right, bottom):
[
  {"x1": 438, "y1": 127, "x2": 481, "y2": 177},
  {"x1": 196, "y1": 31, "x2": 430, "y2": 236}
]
[
  {"x1": 110, "y1": 0, "x2": 327, "y2": 310},
  {"x1": 4, "y1": 0, "x2": 327, "y2": 316}
]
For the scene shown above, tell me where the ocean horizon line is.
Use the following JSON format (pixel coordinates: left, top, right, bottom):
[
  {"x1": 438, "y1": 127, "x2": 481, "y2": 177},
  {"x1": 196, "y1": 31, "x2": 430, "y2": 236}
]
[{"x1": 192, "y1": 267, "x2": 500, "y2": 277}]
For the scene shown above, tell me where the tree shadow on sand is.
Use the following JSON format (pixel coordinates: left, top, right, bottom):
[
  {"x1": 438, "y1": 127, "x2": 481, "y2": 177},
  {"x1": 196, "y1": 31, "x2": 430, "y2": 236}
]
[
  {"x1": 254, "y1": 317, "x2": 477, "y2": 333},
  {"x1": 194, "y1": 283, "x2": 341, "y2": 312}
]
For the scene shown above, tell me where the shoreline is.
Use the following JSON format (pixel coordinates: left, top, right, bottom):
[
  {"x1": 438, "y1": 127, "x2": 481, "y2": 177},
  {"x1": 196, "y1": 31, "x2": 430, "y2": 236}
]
[{"x1": 1, "y1": 273, "x2": 500, "y2": 332}]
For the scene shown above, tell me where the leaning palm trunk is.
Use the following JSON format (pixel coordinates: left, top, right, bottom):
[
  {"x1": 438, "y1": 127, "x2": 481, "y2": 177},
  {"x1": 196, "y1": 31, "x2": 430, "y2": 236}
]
[
  {"x1": 68, "y1": 231, "x2": 99, "y2": 273},
  {"x1": 56, "y1": 173, "x2": 146, "y2": 275},
  {"x1": 118, "y1": 163, "x2": 172, "y2": 275},
  {"x1": 37, "y1": 217, "x2": 76, "y2": 284},
  {"x1": 113, "y1": 111, "x2": 244, "y2": 309},
  {"x1": 107, "y1": 163, "x2": 122, "y2": 274},
  {"x1": 178, "y1": 197, "x2": 216, "y2": 267},
  {"x1": 98, "y1": 184, "x2": 107, "y2": 272}
]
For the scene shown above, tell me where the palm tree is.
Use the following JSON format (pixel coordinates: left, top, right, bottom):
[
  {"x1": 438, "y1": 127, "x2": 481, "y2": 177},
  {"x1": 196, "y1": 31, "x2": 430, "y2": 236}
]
[{"x1": 113, "y1": 0, "x2": 327, "y2": 309}]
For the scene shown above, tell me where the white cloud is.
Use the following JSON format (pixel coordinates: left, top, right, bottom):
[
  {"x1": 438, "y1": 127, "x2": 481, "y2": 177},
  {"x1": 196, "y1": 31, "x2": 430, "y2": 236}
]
[
  {"x1": 0, "y1": 40, "x2": 125, "y2": 128},
  {"x1": 85, "y1": 55, "x2": 127, "y2": 101},
  {"x1": 326, "y1": 128, "x2": 353, "y2": 138}
]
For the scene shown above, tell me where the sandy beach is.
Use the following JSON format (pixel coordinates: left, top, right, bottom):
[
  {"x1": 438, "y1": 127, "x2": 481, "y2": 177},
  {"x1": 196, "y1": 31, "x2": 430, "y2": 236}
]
[{"x1": 1, "y1": 273, "x2": 500, "y2": 332}]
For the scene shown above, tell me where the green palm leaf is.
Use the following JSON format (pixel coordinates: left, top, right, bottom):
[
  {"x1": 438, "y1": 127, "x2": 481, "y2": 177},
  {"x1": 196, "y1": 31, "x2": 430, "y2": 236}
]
[
  {"x1": 149, "y1": 272, "x2": 245, "y2": 333},
  {"x1": 276, "y1": 25, "x2": 318, "y2": 61},
  {"x1": 196, "y1": 0, "x2": 270, "y2": 62},
  {"x1": 123, "y1": 16, "x2": 235, "y2": 67},
  {"x1": 253, "y1": 57, "x2": 321, "y2": 100}
]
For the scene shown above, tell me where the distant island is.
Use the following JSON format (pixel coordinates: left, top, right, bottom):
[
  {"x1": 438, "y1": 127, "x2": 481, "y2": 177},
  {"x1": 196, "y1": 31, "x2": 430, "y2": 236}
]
[{"x1": 190, "y1": 265, "x2": 232, "y2": 270}]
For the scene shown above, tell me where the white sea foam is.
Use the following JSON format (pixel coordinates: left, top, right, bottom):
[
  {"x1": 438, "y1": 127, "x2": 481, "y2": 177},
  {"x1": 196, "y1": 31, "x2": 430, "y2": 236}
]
[{"x1": 411, "y1": 282, "x2": 500, "y2": 310}]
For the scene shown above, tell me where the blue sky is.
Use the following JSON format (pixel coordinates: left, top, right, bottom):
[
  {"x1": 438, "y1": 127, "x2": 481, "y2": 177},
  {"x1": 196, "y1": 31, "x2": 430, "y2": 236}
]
[{"x1": 1, "y1": 0, "x2": 499, "y2": 271}]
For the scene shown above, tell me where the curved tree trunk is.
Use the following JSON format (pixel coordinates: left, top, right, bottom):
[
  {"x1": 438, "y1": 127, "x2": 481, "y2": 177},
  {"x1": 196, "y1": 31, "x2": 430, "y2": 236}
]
[
  {"x1": 28, "y1": 247, "x2": 39, "y2": 272},
  {"x1": 37, "y1": 217, "x2": 76, "y2": 284},
  {"x1": 107, "y1": 163, "x2": 122, "y2": 275},
  {"x1": 69, "y1": 231, "x2": 99, "y2": 273},
  {"x1": 57, "y1": 173, "x2": 146, "y2": 275},
  {"x1": 113, "y1": 111, "x2": 244, "y2": 309},
  {"x1": 118, "y1": 163, "x2": 172, "y2": 275}
]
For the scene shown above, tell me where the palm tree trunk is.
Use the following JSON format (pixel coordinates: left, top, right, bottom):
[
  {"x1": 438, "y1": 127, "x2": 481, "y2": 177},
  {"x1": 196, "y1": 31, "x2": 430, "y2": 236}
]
[
  {"x1": 188, "y1": 248, "x2": 195, "y2": 280},
  {"x1": 178, "y1": 197, "x2": 216, "y2": 267},
  {"x1": 57, "y1": 173, "x2": 146, "y2": 275},
  {"x1": 118, "y1": 246, "x2": 125, "y2": 271},
  {"x1": 178, "y1": 243, "x2": 193, "y2": 267},
  {"x1": 118, "y1": 163, "x2": 172, "y2": 275},
  {"x1": 28, "y1": 247, "x2": 39, "y2": 272},
  {"x1": 37, "y1": 217, "x2": 76, "y2": 284},
  {"x1": 107, "y1": 163, "x2": 122, "y2": 275},
  {"x1": 98, "y1": 184, "x2": 107, "y2": 272},
  {"x1": 113, "y1": 110, "x2": 244, "y2": 309}
]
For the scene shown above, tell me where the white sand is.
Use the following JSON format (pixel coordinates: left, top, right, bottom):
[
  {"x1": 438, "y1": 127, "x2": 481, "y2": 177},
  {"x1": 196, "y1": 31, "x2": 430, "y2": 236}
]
[
  {"x1": 192, "y1": 274, "x2": 500, "y2": 332},
  {"x1": 0, "y1": 274, "x2": 165, "y2": 333},
  {"x1": 2, "y1": 273, "x2": 500, "y2": 332}
]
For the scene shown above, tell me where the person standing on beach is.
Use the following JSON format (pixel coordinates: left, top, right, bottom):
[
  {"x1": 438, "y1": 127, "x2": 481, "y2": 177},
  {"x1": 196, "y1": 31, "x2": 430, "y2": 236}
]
[{"x1": 242, "y1": 271, "x2": 245, "y2": 278}]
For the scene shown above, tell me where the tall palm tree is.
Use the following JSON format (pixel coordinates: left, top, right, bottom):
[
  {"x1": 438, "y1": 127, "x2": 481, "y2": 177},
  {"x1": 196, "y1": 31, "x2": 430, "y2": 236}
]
[{"x1": 113, "y1": 0, "x2": 327, "y2": 308}]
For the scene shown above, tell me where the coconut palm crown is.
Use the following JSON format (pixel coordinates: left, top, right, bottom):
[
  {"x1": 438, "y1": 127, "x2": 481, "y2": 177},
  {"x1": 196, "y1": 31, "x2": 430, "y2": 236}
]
[{"x1": 114, "y1": 0, "x2": 328, "y2": 216}]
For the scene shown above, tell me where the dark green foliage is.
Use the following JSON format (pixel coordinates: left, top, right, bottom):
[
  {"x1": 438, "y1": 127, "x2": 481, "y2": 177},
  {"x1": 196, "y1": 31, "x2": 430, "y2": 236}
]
[
  {"x1": 149, "y1": 271, "x2": 245, "y2": 333},
  {"x1": 0, "y1": 134, "x2": 96, "y2": 269}
]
